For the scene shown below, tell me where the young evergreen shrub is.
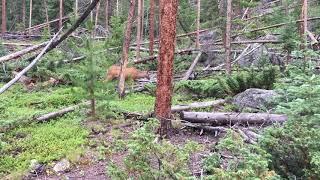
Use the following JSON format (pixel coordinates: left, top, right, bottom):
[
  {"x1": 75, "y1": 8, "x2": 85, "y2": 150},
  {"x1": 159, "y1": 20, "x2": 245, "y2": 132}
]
[
  {"x1": 260, "y1": 72, "x2": 320, "y2": 178},
  {"x1": 218, "y1": 67, "x2": 277, "y2": 96},
  {"x1": 203, "y1": 130, "x2": 279, "y2": 179},
  {"x1": 107, "y1": 119, "x2": 201, "y2": 179}
]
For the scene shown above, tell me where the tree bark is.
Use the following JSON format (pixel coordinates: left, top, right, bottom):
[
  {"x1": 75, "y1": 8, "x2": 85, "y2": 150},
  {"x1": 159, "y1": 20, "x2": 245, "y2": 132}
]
[
  {"x1": 93, "y1": 1, "x2": 101, "y2": 37},
  {"x1": 36, "y1": 101, "x2": 90, "y2": 122},
  {"x1": 91, "y1": 0, "x2": 93, "y2": 22},
  {"x1": 225, "y1": 0, "x2": 232, "y2": 74},
  {"x1": 75, "y1": 0, "x2": 78, "y2": 19},
  {"x1": 196, "y1": 0, "x2": 200, "y2": 48},
  {"x1": 149, "y1": 0, "x2": 155, "y2": 55},
  {"x1": 181, "y1": 112, "x2": 288, "y2": 125},
  {"x1": 22, "y1": 0, "x2": 26, "y2": 29},
  {"x1": 155, "y1": 0, "x2": 178, "y2": 137},
  {"x1": 105, "y1": 0, "x2": 109, "y2": 31},
  {"x1": 118, "y1": 0, "x2": 136, "y2": 98},
  {"x1": 29, "y1": 0, "x2": 32, "y2": 34},
  {"x1": 116, "y1": 0, "x2": 119, "y2": 16},
  {"x1": 171, "y1": 99, "x2": 225, "y2": 112},
  {"x1": 1, "y1": 0, "x2": 6, "y2": 35},
  {"x1": 44, "y1": 0, "x2": 50, "y2": 34},
  {"x1": 59, "y1": 0, "x2": 64, "y2": 30},
  {"x1": 136, "y1": 0, "x2": 142, "y2": 59}
]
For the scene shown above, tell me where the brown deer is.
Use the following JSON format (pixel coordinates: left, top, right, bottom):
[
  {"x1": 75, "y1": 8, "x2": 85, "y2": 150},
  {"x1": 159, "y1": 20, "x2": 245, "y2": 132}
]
[{"x1": 105, "y1": 65, "x2": 150, "y2": 81}]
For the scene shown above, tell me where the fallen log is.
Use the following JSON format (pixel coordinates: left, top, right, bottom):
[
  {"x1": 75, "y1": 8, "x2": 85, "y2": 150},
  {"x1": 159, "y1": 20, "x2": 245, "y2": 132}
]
[
  {"x1": 182, "y1": 122, "x2": 227, "y2": 134},
  {"x1": 2, "y1": 42, "x2": 36, "y2": 46},
  {"x1": 134, "y1": 48, "x2": 198, "y2": 64},
  {"x1": 0, "y1": 41, "x2": 48, "y2": 63},
  {"x1": 180, "y1": 112, "x2": 288, "y2": 125},
  {"x1": 182, "y1": 52, "x2": 202, "y2": 80},
  {"x1": 24, "y1": 0, "x2": 101, "y2": 64},
  {"x1": 171, "y1": 99, "x2": 225, "y2": 113},
  {"x1": 214, "y1": 16, "x2": 320, "y2": 43},
  {"x1": 201, "y1": 40, "x2": 282, "y2": 46},
  {"x1": 0, "y1": 30, "x2": 62, "y2": 94},
  {"x1": 25, "y1": 16, "x2": 69, "y2": 31},
  {"x1": 36, "y1": 101, "x2": 90, "y2": 122}
]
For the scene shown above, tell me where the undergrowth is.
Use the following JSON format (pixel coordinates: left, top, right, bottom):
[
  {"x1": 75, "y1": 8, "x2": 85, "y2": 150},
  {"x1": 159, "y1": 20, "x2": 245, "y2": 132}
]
[
  {"x1": 0, "y1": 113, "x2": 88, "y2": 177},
  {"x1": 107, "y1": 120, "x2": 202, "y2": 179},
  {"x1": 175, "y1": 66, "x2": 277, "y2": 98},
  {"x1": 259, "y1": 66, "x2": 320, "y2": 179},
  {"x1": 0, "y1": 85, "x2": 83, "y2": 128}
]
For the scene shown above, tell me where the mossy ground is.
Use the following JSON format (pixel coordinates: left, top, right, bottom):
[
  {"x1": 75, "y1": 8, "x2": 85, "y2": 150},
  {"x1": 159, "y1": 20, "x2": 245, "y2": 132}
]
[{"x1": 0, "y1": 82, "x2": 214, "y2": 178}]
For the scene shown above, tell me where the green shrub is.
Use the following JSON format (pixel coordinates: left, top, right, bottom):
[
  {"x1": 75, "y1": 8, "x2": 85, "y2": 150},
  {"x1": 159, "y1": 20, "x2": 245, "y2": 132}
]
[
  {"x1": 260, "y1": 70, "x2": 320, "y2": 179},
  {"x1": 107, "y1": 119, "x2": 202, "y2": 179},
  {"x1": 203, "y1": 131, "x2": 279, "y2": 179}
]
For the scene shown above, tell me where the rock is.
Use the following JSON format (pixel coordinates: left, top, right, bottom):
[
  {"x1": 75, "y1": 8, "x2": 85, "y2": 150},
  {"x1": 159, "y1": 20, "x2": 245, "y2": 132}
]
[
  {"x1": 28, "y1": 159, "x2": 45, "y2": 176},
  {"x1": 53, "y1": 159, "x2": 71, "y2": 173},
  {"x1": 233, "y1": 88, "x2": 278, "y2": 109}
]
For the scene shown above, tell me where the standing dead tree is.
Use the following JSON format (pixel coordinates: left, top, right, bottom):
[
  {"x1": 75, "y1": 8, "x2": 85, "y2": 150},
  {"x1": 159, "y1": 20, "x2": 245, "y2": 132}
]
[
  {"x1": 225, "y1": 0, "x2": 232, "y2": 74},
  {"x1": 136, "y1": 0, "x2": 142, "y2": 59},
  {"x1": 59, "y1": 0, "x2": 64, "y2": 30},
  {"x1": 29, "y1": 0, "x2": 32, "y2": 34},
  {"x1": 44, "y1": 0, "x2": 51, "y2": 34},
  {"x1": 118, "y1": 0, "x2": 136, "y2": 98},
  {"x1": 155, "y1": 0, "x2": 178, "y2": 137},
  {"x1": 1, "y1": 0, "x2": 6, "y2": 35},
  {"x1": 93, "y1": 1, "x2": 101, "y2": 37},
  {"x1": 149, "y1": 0, "x2": 155, "y2": 56},
  {"x1": 196, "y1": 0, "x2": 200, "y2": 49},
  {"x1": 22, "y1": 0, "x2": 26, "y2": 29}
]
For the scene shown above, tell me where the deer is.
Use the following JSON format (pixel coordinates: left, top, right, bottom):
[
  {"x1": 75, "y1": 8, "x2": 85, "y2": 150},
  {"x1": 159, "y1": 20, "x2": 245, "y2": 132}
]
[{"x1": 105, "y1": 65, "x2": 150, "y2": 81}]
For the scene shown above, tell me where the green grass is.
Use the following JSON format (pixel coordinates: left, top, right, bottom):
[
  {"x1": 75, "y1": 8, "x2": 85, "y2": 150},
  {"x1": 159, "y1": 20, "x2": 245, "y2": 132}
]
[
  {"x1": 0, "y1": 113, "x2": 88, "y2": 177},
  {"x1": 0, "y1": 85, "x2": 83, "y2": 128}
]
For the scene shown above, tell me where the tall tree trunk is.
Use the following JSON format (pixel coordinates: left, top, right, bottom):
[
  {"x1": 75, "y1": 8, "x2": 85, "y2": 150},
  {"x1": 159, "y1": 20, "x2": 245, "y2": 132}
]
[
  {"x1": 29, "y1": 0, "x2": 32, "y2": 34},
  {"x1": 44, "y1": 0, "x2": 50, "y2": 34},
  {"x1": 22, "y1": 0, "x2": 26, "y2": 29},
  {"x1": 105, "y1": 0, "x2": 109, "y2": 32},
  {"x1": 1, "y1": 0, "x2": 6, "y2": 35},
  {"x1": 196, "y1": 0, "x2": 200, "y2": 49},
  {"x1": 302, "y1": 0, "x2": 308, "y2": 41},
  {"x1": 149, "y1": 0, "x2": 155, "y2": 55},
  {"x1": 93, "y1": 1, "x2": 100, "y2": 37},
  {"x1": 59, "y1": 0, "x2": 63, "y2": 29},
  {"x1": 141, "y1": 0, "x2": 144, "y2": 37},
  {"x1": 116, "y1": 0, "x2": 119, "y2": 16},
  {"x1": 155, "y1": 0, "x2": 178, "y2": 137},
  {"x1": 225, "y1": 0, "x2": 232, "y2": 74},
  {"x1": 91, "y1": 0, "x2": 93, "y2": 22},
  {"x1": 118, "y1": 0, "x2": 136, "y2": 98},
  {"x1": 136, "y1": 0, "x2": 142, "y2": 59},
  {"x1": 75, "y1": 0, "x2": 78, "y2": 19}
]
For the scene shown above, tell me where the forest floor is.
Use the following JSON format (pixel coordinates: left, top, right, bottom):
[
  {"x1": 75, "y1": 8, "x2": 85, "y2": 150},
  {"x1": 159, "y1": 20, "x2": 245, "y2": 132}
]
[
  {"x1": 34, "y1": 120, "x2": 222, "y2": 180},
  {"x1": 0, "y1": 84, "x2": 219, "y2": 179}
]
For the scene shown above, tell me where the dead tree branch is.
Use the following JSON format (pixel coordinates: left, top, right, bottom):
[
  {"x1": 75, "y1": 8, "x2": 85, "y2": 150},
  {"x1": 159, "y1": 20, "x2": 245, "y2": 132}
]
[
  {"x1": 0, "y1": 29, "x2": 62, "y2": 94},
  {"x1": 182, "y1": 52, "x2": 202, "y2": 80},
  {"x1": 36, "y1": 101, "x2": 90, "y2": 122}
]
